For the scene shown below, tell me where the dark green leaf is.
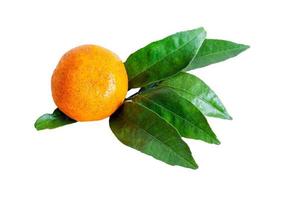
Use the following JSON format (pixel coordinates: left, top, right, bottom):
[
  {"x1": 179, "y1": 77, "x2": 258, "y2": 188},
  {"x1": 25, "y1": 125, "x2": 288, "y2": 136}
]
[
  {"x1": 34, "y1": 108, "x2": 76, "y2": 131},
  {"x1": 125, "y1": 27, "x2": 206, "y2": 89},
  {"x1": 131, "y1": 87, "x2": 220, "y2": 144},
  {"x1": 109, "y1": 101, "x2": 198, "y2": 169},
  {"x1": 186, "y1": 39, "x2": 249, "y2": 71},
  {"x1": 156, "y1": 72, "x2": 232, "y2": 120}
]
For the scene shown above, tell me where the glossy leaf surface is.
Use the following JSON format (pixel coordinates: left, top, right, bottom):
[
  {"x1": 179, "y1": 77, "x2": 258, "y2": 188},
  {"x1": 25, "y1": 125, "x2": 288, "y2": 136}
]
[
  {"x1": 157, "y1": 72, "x2": 232, "y2": 120},
  {"x1": 186, "y1": 39, "x2": 249, "y2": 70},
  {"x1": 125, "y1": 27, "x2": 206, "y2": 88},
  {"x1": 131, "y1": 87, "x2": 220, "y2": 144},
  {"x1": 34, "y1": 108, "x2": 76, "y2": 130},
  {"x1": 109, "y1": 101, "x2": 198, "y2": 169}
]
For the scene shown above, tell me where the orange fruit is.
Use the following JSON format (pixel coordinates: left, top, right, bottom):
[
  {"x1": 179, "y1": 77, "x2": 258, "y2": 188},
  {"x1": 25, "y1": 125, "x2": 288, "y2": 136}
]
[{"x1": 51, "y1": 45, "x2": 128, "y2": 121}]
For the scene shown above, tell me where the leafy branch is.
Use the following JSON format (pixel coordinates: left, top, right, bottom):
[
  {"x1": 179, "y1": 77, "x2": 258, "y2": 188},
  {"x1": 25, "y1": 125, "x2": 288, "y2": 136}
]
[{"x1": 34, "y1": 27, "x2": 249, "y2": 169}]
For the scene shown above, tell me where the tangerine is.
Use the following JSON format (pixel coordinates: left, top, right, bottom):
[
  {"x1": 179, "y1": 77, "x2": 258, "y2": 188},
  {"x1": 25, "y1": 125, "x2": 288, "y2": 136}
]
[{"x1": 51, "y1": 45, "x2": 128, "y2": 121}]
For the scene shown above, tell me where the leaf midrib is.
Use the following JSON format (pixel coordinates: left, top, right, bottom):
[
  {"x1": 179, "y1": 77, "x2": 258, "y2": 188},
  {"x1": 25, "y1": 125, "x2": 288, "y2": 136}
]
[
  {"x1": 128, "y1": 32, "x2": 201, "y2": 82},
  {"x1": 35, "y1": 114, "x2": 55, "y2": 128},
  {"x1": 156, "y1": 85, "x2": 225, "y2": 114},
  {"x1": 124, "y1": 103, "x2": 196, "y2": 168},
  {"x1": 135, "y1": 94, "x2": 214, "y2": 137},
  {"x1": 197, "y1": 46, "x2": 247, "y2": 60}
]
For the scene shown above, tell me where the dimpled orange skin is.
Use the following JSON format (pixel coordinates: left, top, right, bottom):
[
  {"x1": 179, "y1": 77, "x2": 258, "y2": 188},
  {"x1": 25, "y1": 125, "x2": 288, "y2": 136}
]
[{"x1": 51, "y1": 45, "x2": 128, "y2": 121}]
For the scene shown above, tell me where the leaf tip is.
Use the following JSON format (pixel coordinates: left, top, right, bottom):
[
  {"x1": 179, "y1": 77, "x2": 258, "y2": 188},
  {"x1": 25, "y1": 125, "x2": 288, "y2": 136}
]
[
  {"x1": 219, "y1": 109, "x2": 233, "y2": 120},
  {"x1": 34, "y1": 125, "x2": 39, "y2": 131},
  {"x1": 241, "y1": 44, "x2": 250, "y2": 51},
  {"x1": 209, "y1": 135, "x2": 221, "y2": 145},
  {"x1": 190, "y1": 162, "x2": 199, "y2": 170},
  {"x1": 192, "y1": 166, "x2": 198, "y2": 170},
  {"x1": 34, "y1": 117, "x2": 43, "y2": 131},
  {"x1": 214, "y1": 138, "x2": 221, "y2": 145},
  {"x1": 185, "y1": 159, "x2": 198, "y2": 169},
  {"x1": 224, "y1": 114, "x2": 233, "y2": 120},
  {"x1": 196, "y1": 26, "x2": 206, "y2": 34},
  {"x1": 35, "y1": 127, "x2": 43, "y2": 131}
]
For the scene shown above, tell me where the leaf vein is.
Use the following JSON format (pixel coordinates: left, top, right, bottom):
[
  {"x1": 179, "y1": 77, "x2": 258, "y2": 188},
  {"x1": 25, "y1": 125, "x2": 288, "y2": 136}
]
[
  {"x1": 136, "y1": 94, "x2": 212, "y2": 135},
  {"x1": 128, "y1": 33, "x2": 201, "y2": 82},
  {"x1": 125, "y1": 111, "x2": 195, "y2": 167}
]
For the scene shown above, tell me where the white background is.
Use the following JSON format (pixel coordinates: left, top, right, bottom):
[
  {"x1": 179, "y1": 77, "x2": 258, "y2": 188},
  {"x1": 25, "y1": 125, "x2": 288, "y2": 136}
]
[{"x1": 0, "y1": 0, "x2": 299, "y2": 199}]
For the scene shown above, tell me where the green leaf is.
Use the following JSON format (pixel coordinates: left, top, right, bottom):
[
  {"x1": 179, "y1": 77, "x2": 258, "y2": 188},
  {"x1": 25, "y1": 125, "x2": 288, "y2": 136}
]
[
  {"x1": 157, "y1": 72, "x2": 232, "y2": 120},
  {"x1": 125, "y1": 27, "x2": 206, "y2": 89},
  {"x1": 34, "y1": 108, "x2": 76, "y2": 131},
  {"x1": 109, "y1": 101, "x2": 198, "y2": 169},
  {"x1": 186, "y1": 39, "x2": 249, "y2": 71},
  {"x1": 131, "y1": 87, "x2": 220, "y2": 144}
]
